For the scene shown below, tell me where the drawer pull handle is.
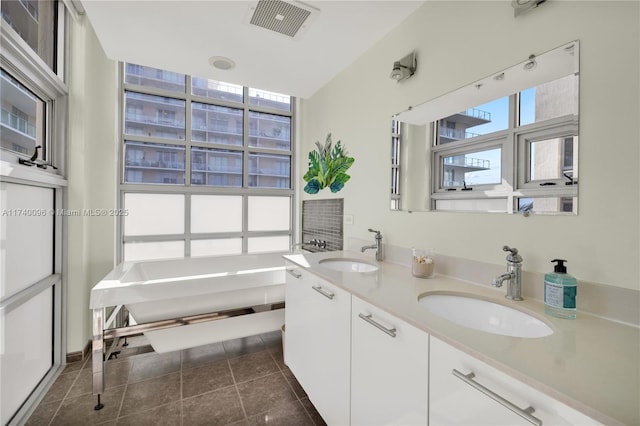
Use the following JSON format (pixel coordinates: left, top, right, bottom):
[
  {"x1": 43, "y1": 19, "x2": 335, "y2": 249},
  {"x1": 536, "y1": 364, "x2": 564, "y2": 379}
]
[
  {"x1": 312, "y1": 285, "x2": 335, "y2": 300},
  {"x1": 452, "y1": 369, "x2": 542, "y2": 426},
  {"x1": 287, "y1": 269, "x2": 301, "y2": 279},
  {"x1": 358, "y1": 313, "x2": 397, "y2": 338}
]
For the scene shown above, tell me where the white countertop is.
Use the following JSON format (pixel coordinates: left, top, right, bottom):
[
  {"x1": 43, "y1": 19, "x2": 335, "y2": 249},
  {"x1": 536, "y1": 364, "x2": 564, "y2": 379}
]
[{"x1": 283, "y1": 251, "x2": 640, "y2": 426}]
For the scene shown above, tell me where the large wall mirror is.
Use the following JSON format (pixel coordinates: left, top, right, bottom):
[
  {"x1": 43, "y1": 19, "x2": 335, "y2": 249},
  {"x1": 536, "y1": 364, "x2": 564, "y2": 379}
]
[{"x1": 391, "y1": 40, "x2": 579, "y2": 215}]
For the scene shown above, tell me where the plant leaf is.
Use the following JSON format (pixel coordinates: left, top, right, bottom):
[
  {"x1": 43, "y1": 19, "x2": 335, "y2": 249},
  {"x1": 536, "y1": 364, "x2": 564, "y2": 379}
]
[{"x1": 304, "y1": 179, "x2": 321, "y2": 194}]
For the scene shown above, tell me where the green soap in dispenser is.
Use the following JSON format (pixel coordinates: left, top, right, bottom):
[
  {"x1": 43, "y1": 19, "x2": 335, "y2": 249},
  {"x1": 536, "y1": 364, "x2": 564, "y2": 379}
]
[{"x1": 544, "y1": 259, "x2": 577, "y2": 319}]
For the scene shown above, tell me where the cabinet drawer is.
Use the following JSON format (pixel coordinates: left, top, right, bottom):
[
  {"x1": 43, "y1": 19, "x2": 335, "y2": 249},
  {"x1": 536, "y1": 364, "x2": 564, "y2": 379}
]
[{"x1": 429, "y1": 336, "x2": 601, "y2": 426}]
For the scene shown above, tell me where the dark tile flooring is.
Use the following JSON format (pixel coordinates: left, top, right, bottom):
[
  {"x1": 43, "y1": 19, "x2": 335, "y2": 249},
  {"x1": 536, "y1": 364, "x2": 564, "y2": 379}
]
[{"x1": 26, "y1": 332, "x2": 326, "y2": 425}]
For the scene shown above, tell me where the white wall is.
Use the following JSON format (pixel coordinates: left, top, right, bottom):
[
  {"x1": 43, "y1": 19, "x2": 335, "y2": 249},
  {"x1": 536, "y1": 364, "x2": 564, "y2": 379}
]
[
  {"x1": 299, "y1": 1, "x2": 640, "y2": 291},
  {"x1": 67, "y1": 16, "x2": 118, "y2": 352}
]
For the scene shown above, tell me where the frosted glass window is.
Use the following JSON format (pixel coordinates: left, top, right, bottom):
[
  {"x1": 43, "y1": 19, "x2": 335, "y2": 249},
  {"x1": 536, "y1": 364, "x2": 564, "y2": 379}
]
[
  {"x1": 124, "y1": 193, "x2": 184, "y2": 236},
  {"x1": 1, "y1": 287, "x2": 53, "y2": 425},
  {"x1": 435, "y1": 198, "x2": 507, "y2": 213},
  {"x1": 191, "y1": 239, "x2": 243, "y2": 257},
  {"x1": 0, "y1": 183, "x2": 53, "y2": 298},
  {"x1": 124, "y1": 241, "x2": 184, "y2": 261},
  {"x1": 191, "y1": 195, "x2": 242, "y2": 233},
  {"x1": 248, "y1": 196, "x2": 290, "y2": 231},
  {"x1": 248, "y1": 236, "x2": 290, "y2": 253}
]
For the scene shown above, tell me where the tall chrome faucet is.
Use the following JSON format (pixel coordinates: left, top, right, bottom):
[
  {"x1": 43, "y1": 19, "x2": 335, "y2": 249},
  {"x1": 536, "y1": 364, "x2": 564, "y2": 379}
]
[
  {"x1": 361, "y1": 228, "x2": 383, "y2": 261},
  {"x1": 492, "y1": 245, "x2": 523, "y2": 301}
]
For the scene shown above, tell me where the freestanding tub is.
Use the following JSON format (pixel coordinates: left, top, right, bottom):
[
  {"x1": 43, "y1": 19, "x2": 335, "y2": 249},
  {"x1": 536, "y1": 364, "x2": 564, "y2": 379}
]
[{"x1": 89, "y1": 252, "x2": 287, "y2": 408}]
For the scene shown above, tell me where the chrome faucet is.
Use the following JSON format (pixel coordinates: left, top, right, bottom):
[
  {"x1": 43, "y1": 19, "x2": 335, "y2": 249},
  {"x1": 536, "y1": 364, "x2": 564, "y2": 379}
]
[
  {"x1": 492, "y1": 245, "x2": 523, "y2": 301},
  {"x1": 361, "y1": 228, "x2": 383, "y2": 261},
  {"x1": 291, "y1": 239, "x2": 327, "y2": 250}
]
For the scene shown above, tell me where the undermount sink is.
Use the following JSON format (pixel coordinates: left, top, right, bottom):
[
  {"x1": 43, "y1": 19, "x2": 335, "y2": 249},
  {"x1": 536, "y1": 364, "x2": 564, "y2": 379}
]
[
  {"x1": 319, "y1": 258, "x2": 379, "y2": 273},
  {"x1": 418, "y1": 293, "x2": 553, "y2": 338}
]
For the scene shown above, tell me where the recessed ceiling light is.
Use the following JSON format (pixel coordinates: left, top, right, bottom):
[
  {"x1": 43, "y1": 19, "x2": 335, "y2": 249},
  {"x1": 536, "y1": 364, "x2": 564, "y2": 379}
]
[{"x1": 209, "y1": 56, "x2": 235, "y2": 70}]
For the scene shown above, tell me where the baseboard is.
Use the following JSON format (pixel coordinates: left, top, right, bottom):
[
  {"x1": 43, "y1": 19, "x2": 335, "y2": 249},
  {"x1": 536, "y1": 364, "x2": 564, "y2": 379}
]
[{"x1": 66, "y1": 340, "x2": 91, "y2": 363}]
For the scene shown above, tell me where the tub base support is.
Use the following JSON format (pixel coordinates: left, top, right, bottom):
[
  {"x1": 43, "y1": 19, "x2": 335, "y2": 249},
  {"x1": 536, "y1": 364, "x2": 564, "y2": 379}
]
[{"x1": 91, "y1": 302, "x2": 285, "y2": 407}]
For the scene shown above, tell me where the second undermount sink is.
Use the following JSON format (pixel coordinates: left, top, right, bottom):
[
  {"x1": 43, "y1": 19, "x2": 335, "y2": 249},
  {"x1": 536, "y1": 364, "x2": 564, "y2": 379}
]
[
  {"x1": 418, "y1": 293, "x2": 553, "y2": 338},
  {"x1": 319, "y1": 258, "x2": 379, "y2": 273}
]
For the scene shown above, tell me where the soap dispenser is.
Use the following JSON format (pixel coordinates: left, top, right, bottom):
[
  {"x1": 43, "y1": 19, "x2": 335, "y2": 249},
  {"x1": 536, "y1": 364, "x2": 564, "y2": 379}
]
[{"x1": 544, "y1": 259, "x2": 577, "y2": 319}]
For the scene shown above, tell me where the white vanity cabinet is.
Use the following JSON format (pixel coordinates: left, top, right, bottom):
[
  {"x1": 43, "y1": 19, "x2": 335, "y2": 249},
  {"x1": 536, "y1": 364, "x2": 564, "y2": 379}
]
[
  {"x1": 350, "y1": 296, "x2": 429, "y2": 425},
  {"x1": 429, "y1": 336, "x2": 601, "y2": 426},
  {"x1": 284, "y1": 263, "x2": 351, "y2": 425}
]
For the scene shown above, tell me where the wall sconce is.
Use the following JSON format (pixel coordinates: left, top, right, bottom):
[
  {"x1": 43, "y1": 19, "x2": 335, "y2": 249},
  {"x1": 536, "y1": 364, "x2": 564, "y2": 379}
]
[
  {"x1": 511, "y1": 0, "x2": 546, "y2": 17},
  {"x1": 390, "y1": 52, "x2": 416, "y2": 82}
]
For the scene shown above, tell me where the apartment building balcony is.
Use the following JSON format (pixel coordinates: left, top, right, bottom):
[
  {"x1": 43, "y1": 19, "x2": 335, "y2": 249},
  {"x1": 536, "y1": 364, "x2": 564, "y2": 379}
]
[
  {"x1": 125, "y1": 115, "x2": 186, "y2": 130},
  {"x1": 0, "y1": 108, "x2": 37, "y2": 154},
  {"x1": 439, "y1": 127, "x2": 481, "y2": 143},
  {"x1": 439, "y1": 107, "x2": 492, "y2": 144},
  {"x1": 443, "y1": 155, "x2": 490, "y2": 172},
  {"x1": 124, "y1": 159, "x2": 185, "y2": 171}
]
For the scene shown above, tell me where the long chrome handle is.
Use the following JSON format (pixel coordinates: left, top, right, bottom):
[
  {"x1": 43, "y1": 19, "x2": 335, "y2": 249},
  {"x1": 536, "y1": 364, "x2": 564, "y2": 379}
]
[
  {"x1": 452, "y1": 369, "x2": 542, "y2": 426},
  {"x1": 286, "y1": 269, "x2": 301, "y2": 279},
  {"x1": 312, "y1": 285, "x2": 335, "y2": 300},
  {"x1": 358, "y1": 313, "x2": 397, "y2": 338}
]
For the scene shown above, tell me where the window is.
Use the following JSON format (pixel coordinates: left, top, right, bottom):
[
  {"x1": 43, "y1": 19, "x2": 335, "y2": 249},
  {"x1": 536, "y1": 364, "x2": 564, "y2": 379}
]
[
  {"x1": 120, "y1": 63, "x2": 294, "y2": 261},
  {"x1": 1, "y1": 2, "x2": 68, "y2": 423},
  {"x1": 432, "y1": 78, "x2": 578, "y2": 214},
  {"x1": 1, "y1": 0, "x2": 57, "y2": 72},
  {"x1": 0, "y1": 70, "x2": 46, "y2": 158}
]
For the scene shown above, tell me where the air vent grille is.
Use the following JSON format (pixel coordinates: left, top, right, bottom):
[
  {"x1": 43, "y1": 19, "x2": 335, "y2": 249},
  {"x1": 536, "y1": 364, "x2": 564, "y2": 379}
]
[{"x1": 249, "y1": 0, "x2": 314, "y2": 38}]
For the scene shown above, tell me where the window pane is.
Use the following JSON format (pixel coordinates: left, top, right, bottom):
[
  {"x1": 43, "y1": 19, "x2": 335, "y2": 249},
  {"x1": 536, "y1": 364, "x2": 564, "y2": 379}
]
[
  {"x1": 249, "y1": 111, "x2": 291, "y2": 150},
  {"x1": 191, "y1": 195, "x2": 242, "y2": 233},
  {"x1": 517, "y1": 197, "x2": 575, "y2": 214},
  {"x1": 437, "y1": 97, "x2": 508, "y2": 144},
  {"x1": 1, "y1": 0, "x2": 56, "y2": 70},
  {"x1": 124, "y1": 92, "x2": 185, "y2": 140},
  {"x1": 124, "y1": 141, "x2": 185, "y2": 184},
  {"x1": 191, "y1": 239, "x2": 243, "y2": 257},
  {"x1": 192, "y1": 77, "x2": 243, "y2": 102},
  {"x1": 191, "y1": 148, "x2": 242, "y2": 187},
  {"x1": 248, "y1": 196, "x2": 290, "y2": 231},
  {"x1": 248, "y1": 236, "x2": 290, "y2": 253},
  {"x1": 124, "y1": 193, "x2": 185, "y2": 236},
  {"x1": 529, "y1": 136, "x2": 577, "y2": 181},
  {"x1": 249, "y1": 88, "x2": 290, "y2": 112},
  {"x1": 442, "y1": 148, "x2": 501, "y2": 187},
  {"x1": 191, "y1": 103, "x2": 243, "y2": 145},
  {"x1": 519, "y1": 74, "x2": 578, "y2": 126},
  {"x1": 248, "y1": 153, "x2": 290, "y2": 188},
  {"x1": 124, "y1": 241, "x2": 184, "y2": 261},
  {"x1": 125, "y1": 63, "x2": 185, "y2": 93},
  {"x1": 435, "y1": 198, "x2": 507, "y2": 213},
  {"x1": 0, "y1": 69, "x2": 44, "y2": 158}
]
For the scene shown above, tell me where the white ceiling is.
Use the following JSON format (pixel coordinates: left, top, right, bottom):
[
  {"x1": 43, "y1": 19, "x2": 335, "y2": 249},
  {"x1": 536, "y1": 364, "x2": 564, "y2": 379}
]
[{"x1": 80, "y1": 0, "x2": 425, "y2": 98}]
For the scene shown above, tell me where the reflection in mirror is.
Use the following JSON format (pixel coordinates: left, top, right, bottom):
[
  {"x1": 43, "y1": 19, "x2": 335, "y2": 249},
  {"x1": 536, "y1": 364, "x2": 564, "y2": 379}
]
[{"x1": 391, "y1": 40, "x2": 579, "y2": 215}]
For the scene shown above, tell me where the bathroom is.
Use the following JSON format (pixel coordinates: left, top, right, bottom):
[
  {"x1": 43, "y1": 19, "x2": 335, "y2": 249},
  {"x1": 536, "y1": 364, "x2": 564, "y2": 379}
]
[{"x1": 0, "y1": 0, "x2": 638, "y2": 425}]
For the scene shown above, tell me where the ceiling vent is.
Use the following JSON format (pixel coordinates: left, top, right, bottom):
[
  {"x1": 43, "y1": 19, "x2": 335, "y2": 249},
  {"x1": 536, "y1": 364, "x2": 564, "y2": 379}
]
[{"x1": 246, "y1": 0, "x2": 319, "y2": 40}]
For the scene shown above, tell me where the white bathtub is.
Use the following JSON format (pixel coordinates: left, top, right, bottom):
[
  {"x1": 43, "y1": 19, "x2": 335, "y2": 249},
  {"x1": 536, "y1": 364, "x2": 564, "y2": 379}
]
[{"x1": 90, "y1": 253, "x2": 287, "y2": 353}]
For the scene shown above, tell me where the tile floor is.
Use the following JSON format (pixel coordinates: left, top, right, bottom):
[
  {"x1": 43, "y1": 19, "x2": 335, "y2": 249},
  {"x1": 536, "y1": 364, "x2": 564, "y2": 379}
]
[{"x1": 26, "y1": 331, "x2": 326, "y2": 425}]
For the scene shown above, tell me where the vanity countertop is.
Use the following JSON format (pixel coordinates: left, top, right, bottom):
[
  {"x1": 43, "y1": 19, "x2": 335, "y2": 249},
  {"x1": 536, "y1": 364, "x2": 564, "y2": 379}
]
[{"x1": 283, "y1": 251, "x2": 640, "y2": 426}]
